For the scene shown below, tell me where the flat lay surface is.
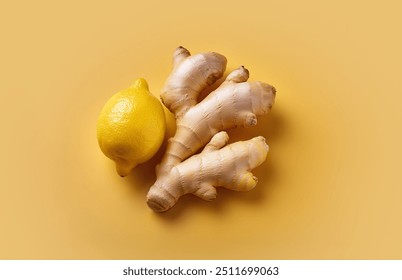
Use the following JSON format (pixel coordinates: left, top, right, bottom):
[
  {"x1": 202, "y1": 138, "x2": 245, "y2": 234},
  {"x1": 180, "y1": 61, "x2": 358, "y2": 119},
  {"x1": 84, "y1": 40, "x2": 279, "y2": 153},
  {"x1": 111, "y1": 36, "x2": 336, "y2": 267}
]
[{"x1": 1, "y1": 0, "x2": 401, "y2": 259}]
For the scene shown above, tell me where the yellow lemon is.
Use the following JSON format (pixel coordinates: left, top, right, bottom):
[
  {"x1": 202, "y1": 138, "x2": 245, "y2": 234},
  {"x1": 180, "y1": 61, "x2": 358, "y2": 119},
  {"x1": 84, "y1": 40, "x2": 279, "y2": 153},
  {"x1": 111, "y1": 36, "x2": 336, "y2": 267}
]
[{"x1": 97, "y1": 78, "x2": 166, "y2": 177}]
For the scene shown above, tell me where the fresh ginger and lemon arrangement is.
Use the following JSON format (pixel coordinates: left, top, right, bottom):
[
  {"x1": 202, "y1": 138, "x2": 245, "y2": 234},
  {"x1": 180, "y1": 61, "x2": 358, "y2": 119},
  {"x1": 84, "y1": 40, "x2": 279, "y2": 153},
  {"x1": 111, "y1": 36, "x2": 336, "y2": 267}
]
[{"x1": 96, "y1": 46, "x2": 276, "y2": 212}]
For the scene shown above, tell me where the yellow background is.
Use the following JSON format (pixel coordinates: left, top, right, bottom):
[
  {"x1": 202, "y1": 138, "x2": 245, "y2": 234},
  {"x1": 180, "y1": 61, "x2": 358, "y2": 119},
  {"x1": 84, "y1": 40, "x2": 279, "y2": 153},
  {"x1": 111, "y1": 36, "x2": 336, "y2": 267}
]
[{"x1": 1, "y1": 0, "x2": 401, "y2": 259}]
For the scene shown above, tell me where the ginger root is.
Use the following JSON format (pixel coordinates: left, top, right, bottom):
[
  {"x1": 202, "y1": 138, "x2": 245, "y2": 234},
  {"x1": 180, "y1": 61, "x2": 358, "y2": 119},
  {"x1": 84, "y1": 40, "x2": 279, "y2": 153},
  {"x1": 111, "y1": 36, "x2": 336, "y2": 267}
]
[
  {"x1": 147, "y1": 47, "x2": 276, "y2": 212},
  {"x1": 147, "y1": 132, "x2": 269, "y2": 212},
  {"x1": 161, "y1": 46, "x2": 227, "y2": 118}
]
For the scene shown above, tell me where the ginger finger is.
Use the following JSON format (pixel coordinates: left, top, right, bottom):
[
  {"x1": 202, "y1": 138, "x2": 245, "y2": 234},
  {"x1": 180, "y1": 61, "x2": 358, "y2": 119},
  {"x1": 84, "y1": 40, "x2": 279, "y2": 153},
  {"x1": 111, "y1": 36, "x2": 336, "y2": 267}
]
[
  {"x1": 147, "y1": 136, "x2": 269, "y2": 212},
  {"x1": 161, "y1": 46, "x2": 227, "y2": 118}
]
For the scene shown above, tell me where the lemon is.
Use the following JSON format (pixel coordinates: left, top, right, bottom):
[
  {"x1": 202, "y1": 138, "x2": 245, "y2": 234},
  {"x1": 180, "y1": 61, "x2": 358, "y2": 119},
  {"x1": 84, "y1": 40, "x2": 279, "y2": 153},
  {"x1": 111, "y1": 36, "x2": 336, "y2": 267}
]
[{"x1": 97, "y1": 78, "x2": 166, "y2": 177}]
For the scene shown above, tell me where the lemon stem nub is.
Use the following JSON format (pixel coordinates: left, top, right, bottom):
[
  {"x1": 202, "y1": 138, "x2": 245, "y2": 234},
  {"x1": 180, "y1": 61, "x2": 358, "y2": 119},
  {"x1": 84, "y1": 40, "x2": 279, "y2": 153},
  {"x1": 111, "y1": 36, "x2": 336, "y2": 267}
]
[
  {"x1": 116, "y1": 162, "x2": 136, "y2": 177},
  {"x1": 131, "y1": 78, "x2": 149, "y2": 90}
]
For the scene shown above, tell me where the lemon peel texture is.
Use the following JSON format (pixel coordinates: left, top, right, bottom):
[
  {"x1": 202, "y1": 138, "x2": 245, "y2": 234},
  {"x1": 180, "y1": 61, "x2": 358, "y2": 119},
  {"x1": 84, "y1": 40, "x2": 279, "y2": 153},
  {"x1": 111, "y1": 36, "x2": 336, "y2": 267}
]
[{"x1": 97, "y1": 78, "x2": 166, "y2": 177}]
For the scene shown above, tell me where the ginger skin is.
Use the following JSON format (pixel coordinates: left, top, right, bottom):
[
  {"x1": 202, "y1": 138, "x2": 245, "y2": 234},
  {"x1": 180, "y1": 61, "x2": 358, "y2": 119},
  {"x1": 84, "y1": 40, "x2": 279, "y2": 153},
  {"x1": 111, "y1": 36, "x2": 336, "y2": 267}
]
[
  {"x1": 147, "y1": 47, "x2": 276, "y2": 212},
  {"x1": 147, "y1": 132, "x2": 269, "y2": 212},
  {"x1": 161, "y1": 46, "x2": 227, "y2": 118},
  {"x1": 158, "y1": 51, "x2": 276, "y2": 175}
]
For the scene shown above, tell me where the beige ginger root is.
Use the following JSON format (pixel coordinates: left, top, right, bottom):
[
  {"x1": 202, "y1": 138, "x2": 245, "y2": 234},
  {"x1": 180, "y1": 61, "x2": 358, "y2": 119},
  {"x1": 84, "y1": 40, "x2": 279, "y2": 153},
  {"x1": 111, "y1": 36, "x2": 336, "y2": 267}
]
[
  {"x1": 158, "y1": 48, "x2": 276, "y2": 175},
  {"x1": 147, "y1": 47, "x2": 276, "y2": 212},
  {"x1": 147, "y1": 132, "x2": 269, "y2": 212},
  {"x1": 161, "y1": 46, "x2": 227, "y2": 118}
]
